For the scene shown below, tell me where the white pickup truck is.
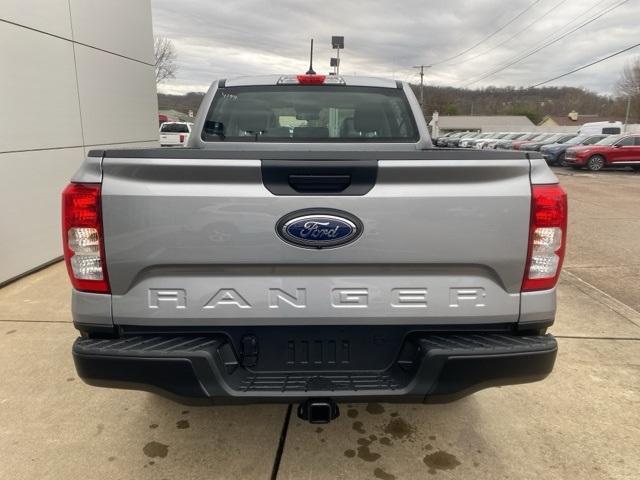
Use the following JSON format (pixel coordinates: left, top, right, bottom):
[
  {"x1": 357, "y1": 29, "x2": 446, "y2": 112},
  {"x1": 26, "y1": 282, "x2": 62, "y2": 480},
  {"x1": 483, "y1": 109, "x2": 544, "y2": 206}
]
[
  {"x1": 64, "y1": 74, "x2": 565, "y2": 423},
  {"x1": 159, "y1": 121, "x2": 192, "y2": 147}
]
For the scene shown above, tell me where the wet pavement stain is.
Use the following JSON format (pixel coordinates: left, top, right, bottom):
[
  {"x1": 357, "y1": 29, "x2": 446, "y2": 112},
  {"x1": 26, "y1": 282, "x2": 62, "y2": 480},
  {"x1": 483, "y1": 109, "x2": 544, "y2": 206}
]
[
  {"x1": 366, "y1": 403, "x2": 386, "y2": 415},
  {"x1": 383, "y1": 417, "x2": 416, "y2": 440},
  {"x1": 357, "y1": 445, "x2": 381, "y2": 462},
  {"x1": 423, "y1": 450, "x2": 461, "y2": 474},
  {"x1": 143, "y1": 441, "x2": 169, "y2": 459},
  {"x1": 390, "y1": 412, "x2": 399, "y2": 417},
  {"x1": 369, "y1": 434, "x2": 378, "y2": 441},
  {"x1": 315, "y1": 427, "x2": 323, "y2": 434},
  {"x1": 428, "y1": 435, "x2": 436, "y2": 441},
  {"x1": 320, "y1": 438, "x2": 326, "y2": 443},
  {"x1": 424, "y1": 443, "x2": 433, "y2": 451},
  {"x1": 181, "y1": 410, "x2": 189, "y2": 415},
  {"x1": 176, "y1": 420, "x2": 190, "y2": 429},
  {"x1": 352, "y1": 421, "x2": 366, "y2": 434},
  {"x1": 95, "y1": 424, "x2": 104, "y2": 436},
  {"x1": 357, "y1": 437, "x2": 373, "y2": 447},
  {"x1": 107, "y1": 457, "x2": 116, "y2": 462},
  {"x1": 66, "y1": 377, "x2": 74, "y2": 382},
  {"x1": 380, "y1": 437, "x2": 392, "y2": 446},
  {"x1": 344, "y1": 449, "x2": 356, "y2": 458},
  {"x1": 148, "y1": 461, "x2": 155, "y2": 466},
  {"x1": 347, "y1": 408, "x2": 359, "y2": 419},
  {"x1": 149, "y1": 424, "x2": 159, "y2": 429},
  {"x1": 374, "y1": 467, "x2": 396, "y2": 480},
  {"x1": 6, "y1": 330, "x2": 16, "y2": 335}
]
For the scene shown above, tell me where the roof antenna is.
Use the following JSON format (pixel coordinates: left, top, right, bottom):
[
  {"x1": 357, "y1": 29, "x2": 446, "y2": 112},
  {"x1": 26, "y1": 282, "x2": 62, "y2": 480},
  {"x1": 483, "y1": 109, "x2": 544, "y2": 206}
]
[{"x1": 306, "y1": 38, "x2": 316, "y2": 75}]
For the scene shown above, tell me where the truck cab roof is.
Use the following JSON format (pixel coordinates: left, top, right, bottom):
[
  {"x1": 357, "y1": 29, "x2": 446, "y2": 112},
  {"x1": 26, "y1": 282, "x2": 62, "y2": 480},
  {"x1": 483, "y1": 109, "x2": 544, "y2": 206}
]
[{"x1": 222, "y1": 74, "x2": 399, "y2": 89}]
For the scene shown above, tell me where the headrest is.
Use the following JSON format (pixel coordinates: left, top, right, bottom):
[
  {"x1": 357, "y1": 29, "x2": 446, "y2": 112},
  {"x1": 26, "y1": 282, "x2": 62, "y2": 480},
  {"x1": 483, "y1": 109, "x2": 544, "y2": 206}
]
[
  {"x1": 263, "y1": 127, "x2": 292, "y2": 138},
  {"x1": 293, "y1": 127, "x2": 329, "y2": 138},
  {"x1": 235, "y1": 101, "x2": 271, "y2": 133},
  {"x1": 354, "y1": 104, "x2": 383, "y2": 133}
]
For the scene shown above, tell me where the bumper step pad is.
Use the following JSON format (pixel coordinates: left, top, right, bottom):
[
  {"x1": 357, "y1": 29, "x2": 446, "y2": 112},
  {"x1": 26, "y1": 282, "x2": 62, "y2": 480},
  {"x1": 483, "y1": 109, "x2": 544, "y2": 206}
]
[{"x1": 73, "y1": 333, "x2": 557, "y2": 404}]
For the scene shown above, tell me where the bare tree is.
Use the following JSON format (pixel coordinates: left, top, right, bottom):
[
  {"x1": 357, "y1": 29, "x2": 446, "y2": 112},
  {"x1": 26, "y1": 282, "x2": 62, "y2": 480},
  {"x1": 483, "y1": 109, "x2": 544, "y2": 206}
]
[
  {"x1": 154, "y1": 36, "x2": 177, "y2": 84},
  {"x1": 616, "y1": 56, "x2": 640, "y2": 120}
]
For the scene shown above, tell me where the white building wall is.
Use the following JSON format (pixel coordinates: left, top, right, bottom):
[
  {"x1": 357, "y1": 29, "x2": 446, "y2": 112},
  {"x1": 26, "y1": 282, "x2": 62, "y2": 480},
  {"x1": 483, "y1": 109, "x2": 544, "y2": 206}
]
[{"x1": 0, "y1": 1, "x2": 159, "y2": 284}]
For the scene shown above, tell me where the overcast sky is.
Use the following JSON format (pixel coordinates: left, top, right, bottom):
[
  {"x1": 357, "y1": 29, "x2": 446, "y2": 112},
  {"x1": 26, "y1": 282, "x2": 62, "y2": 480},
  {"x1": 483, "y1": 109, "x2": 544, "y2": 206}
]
[{"x1": 151, "y1": 0, "x2": 638, "y2": 95}]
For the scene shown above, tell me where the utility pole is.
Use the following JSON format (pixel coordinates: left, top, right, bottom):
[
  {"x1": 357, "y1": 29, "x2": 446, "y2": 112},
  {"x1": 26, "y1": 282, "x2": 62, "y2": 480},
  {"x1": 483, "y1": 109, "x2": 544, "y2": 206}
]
[
  {"x1": 624, "y1": 95, "x2": 631, "y2": 133},
  {"x1": 412, "y1": 65, "x2": 431, "y2": 109}
]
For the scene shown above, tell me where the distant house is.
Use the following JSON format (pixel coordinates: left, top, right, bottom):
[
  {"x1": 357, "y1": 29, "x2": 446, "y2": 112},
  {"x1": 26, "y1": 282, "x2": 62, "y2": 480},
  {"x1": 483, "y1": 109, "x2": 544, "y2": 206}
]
[
  {"x1": 432, "y1": 115, "x2": 535, "y2": 133},
  {"x1": 538, "y1": 112, "x2": 632, "y2": 128},
  {"x1": 158, "y1": 109, "x2": 193, "y2": 125}
]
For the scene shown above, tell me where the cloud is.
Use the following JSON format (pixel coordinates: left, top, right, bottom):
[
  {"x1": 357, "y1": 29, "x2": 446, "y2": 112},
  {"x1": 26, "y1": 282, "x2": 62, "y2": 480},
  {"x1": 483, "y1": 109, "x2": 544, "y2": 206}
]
[{"x1": 151, "y1": 0, "x2": 637, "y2": 95}]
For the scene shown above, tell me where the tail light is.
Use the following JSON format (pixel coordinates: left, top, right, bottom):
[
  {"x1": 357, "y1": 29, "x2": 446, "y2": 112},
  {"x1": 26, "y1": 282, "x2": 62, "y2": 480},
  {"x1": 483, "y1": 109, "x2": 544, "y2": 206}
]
[
  {"x1": 522, "y1": 184, "x2": 567, "y2": 292},
  {"x1": 62, "y1": 183, "x2": 110, "y2": 293},
  {"x1": 179, "y1": 134, "x2": 185, "y2": 143}
]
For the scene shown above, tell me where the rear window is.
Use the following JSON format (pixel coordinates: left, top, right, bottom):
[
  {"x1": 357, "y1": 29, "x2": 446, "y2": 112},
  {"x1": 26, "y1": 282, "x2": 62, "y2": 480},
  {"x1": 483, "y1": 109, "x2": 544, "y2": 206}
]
[
  {"x1": 201, "y1": 85, "x2": 419, "y2": 142},
  {"x1": 161, "y1": 123, "x2": 189, "y2": 133}
]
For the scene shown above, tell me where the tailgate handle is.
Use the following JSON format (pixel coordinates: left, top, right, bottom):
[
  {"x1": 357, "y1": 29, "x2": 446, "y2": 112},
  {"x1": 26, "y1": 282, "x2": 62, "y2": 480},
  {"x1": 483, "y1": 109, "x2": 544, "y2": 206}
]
[{"x1": 288, "y1": 174, "x2": 351, "y2": 193}]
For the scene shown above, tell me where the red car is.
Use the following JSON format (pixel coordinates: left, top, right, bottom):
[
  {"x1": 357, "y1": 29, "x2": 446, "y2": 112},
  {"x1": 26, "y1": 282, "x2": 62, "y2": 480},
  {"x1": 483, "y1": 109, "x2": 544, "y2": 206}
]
[{"x1": 565, "y1": 134, "x2": 640, "y2": 171}]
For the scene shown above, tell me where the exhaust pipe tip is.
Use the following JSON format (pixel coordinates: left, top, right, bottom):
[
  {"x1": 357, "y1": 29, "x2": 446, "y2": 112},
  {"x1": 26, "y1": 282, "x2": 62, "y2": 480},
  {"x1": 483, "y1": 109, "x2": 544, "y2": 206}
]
[{"x1": 297, "y1": 398, "x2": 340, "y2": 424}]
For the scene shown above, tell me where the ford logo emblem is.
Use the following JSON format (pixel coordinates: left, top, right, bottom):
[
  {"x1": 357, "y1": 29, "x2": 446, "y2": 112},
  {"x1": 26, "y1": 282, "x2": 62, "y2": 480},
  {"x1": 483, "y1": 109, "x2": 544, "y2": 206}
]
[{"x1": 276, "y1": 209, "x2": 363, "y2": 249}]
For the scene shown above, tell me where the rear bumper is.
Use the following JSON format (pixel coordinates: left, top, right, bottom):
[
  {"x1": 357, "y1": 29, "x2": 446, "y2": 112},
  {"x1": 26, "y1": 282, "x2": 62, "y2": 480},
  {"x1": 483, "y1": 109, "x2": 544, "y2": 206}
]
[{"x1": 73, "y1": 332, "x2": 557, "y2": 404}]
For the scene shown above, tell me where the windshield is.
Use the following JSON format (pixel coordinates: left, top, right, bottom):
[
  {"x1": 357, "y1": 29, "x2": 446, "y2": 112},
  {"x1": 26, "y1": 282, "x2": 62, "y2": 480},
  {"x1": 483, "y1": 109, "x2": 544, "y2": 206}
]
[
  {"x1": 160, "y1": 123, "x2": 189, "y2": 133},
  {"x1": 202, "y1": 85, "x2": 419, "y2": 142},
  {"x1": 564, "y1": 135, "x2": 588, "y2": 146},
  {"x1": 529, "y1": 134, "x2": 548, "y2": 141},
  {"x1": 541, "y1": 134, "x2": 563, "y2": 143},
  {"x1": 595, "y1": 135, "x2": 622, "y2": 145},
  {"x1": 519, "y1": 133, "x2": 538, "y2": 140},
  {"x1": 583, "y1": 135, "x2": 606, "y2": 145}
]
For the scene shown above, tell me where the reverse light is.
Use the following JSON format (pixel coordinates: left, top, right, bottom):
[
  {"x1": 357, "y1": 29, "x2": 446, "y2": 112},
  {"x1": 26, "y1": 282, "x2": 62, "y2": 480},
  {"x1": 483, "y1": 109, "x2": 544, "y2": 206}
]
[
  {"x1": 522, "y1": 184, "x2": 568, "y2": 292},
  {"x1": 62, "y1": 183, "x2": 110, "y2": 293}
]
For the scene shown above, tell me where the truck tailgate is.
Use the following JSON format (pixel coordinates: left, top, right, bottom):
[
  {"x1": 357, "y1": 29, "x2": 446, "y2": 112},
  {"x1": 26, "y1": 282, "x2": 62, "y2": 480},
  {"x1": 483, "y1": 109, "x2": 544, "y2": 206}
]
[{"x1": 101, "y1": 150, "x2": 532, "y2": 327}]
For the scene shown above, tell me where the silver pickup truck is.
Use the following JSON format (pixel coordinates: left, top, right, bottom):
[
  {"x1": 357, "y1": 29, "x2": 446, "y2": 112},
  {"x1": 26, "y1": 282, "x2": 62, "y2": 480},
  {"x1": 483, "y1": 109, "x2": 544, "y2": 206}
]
[{"x1": 63, "y1": 74, "x2": 566, "y2": 424}]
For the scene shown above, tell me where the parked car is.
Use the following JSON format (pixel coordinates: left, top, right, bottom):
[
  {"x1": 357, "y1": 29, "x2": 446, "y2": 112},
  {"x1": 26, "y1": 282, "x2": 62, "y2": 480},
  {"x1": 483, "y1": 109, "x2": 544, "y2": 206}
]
[
  {"x1": 540, "y1": 134, "x2": 608, "y2": 166},
  {"x1": 485, "y1": 132, "x2": 528, "y2": 149},
  {"x1": 520, "y1": 133, "x2": 578, "y2": 152},
  {"x1": 435, "y1": 131, "x2": 465, "y2": 147},
  {"x1": 512, "y1": 133, "x2": 555, "y2": 150},
  {"x1": 63, "y1": 73, "x2": 563, "y2": 423},
  {"x1": 160, "y1": 122, "x2": 193, "y2": 147},
  {"x1": 434, "y1": 132, "x2": 455, "y2": 147},
  {"x1": 460, "y1": 132, "x2": 492, "y2": 148},
  {"x1": 447, "y1": 131, "x2": 480, "y2": 147},
  {"x1": 474, "y1": 132, "x2": 509, "y2": 149},
  {"x1": 495, "y1": 132, "x2": 537, "y2": 150},
  {"x1": 565, "y1": 134, "x2": 640, "y2": 171}
]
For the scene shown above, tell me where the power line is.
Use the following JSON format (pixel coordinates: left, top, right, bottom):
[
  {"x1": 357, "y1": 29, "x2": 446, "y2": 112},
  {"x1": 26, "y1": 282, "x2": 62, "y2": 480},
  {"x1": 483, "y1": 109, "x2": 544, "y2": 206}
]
[
  {"x1": 430, "y1": 0, "x2": 543, "y2": 66},
  {"x1": 445, "y1": 0, "x2": 570, "y2": 67},
  {"x1": 529, "y1": 42, "x2": 640, "y2": 87},
  {"x1": 461, "y1": 0, "x2": 629, "y2": 87}
]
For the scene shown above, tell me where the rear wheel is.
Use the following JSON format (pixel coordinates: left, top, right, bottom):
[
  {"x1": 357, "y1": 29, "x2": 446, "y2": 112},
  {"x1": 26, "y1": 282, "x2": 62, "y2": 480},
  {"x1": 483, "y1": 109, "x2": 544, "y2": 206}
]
[{"x1": 587, "y1": 155, "x2": 605, "y2": 171}]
